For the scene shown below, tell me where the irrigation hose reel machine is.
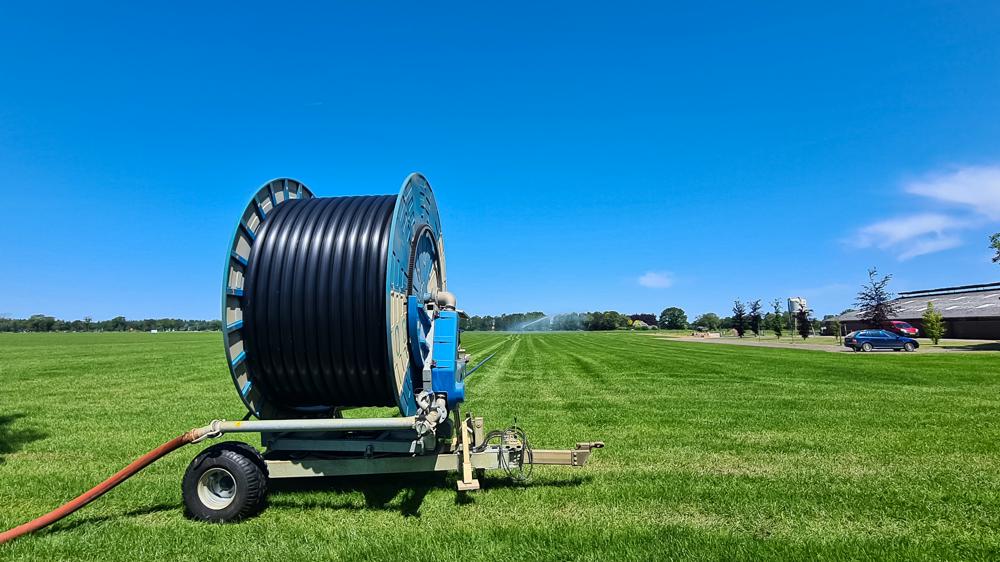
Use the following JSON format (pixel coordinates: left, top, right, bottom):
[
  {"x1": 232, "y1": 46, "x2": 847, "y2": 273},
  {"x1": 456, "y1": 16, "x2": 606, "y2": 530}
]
[
  {"x1": 0, "y1": 174, "x2": 604, "y2": 543},
  {"x1": 193, "y1": 173, "x2": 604, "y2": 521}
]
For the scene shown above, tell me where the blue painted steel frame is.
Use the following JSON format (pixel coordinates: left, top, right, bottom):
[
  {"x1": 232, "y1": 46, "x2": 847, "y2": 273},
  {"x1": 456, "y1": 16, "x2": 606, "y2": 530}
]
[
  {"x1": 407, "y1": 296, "x2": 432, "y2": 372},
  {"x1": 385, "y1": 173, "x2": 445, "y2": 416},
  {"x1": 223, "y1": 178, "x2": 314, "y2": 420},
  {"x1": 430, "y1": 310, "x2": 465, "y2": 407},
  {"x1": 406, "y1": 296, "x2": 465, "y2": 408}
]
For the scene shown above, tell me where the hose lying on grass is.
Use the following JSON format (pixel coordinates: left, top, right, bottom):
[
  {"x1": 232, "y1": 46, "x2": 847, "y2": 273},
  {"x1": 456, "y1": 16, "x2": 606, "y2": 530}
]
[{"x1": 0, "y1": 428, "x2": 204, "y2": 545}]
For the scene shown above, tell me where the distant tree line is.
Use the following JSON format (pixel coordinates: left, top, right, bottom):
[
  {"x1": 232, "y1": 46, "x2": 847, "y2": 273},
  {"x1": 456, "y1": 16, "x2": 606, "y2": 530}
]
[
  {"x1": 685, "y1": 299, "x2": 826, "y2": 339},
  {"x1": 458, "y1": 300, "x2": 834, "y2": 337},
  {"x1": 461, "y1": 310, "x2": 646, "y2": 332},
  {"x1": 584, "y1": 311, "x2": 631, "y2": 330},
  {"x1": 0, "y1": 315, "x2": 222, "y2": 333},
  {"x1": 461, "y1": 312, "x2": 547, "y2": 332},
  {"x1": 461, "y1": 304, "x2": 819, "y2": 334}
]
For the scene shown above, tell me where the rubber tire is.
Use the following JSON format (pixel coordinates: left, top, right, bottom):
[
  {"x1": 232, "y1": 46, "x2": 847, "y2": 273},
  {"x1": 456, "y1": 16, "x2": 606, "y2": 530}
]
[
  {"x1": 183, "y1": 442, "x2": 269, "y2": 523},
  {"x1": 861, "y1": 343, "x2": 873, "y2": 352},
  {"x1": 904, "y1": 342, "x2": 915, "y2": 352}
]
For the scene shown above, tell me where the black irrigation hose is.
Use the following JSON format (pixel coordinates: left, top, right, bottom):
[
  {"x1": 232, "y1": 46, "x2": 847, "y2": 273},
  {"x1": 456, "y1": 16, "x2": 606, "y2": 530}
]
[{"x1": 242, "y1": 195, "x2": 397, "y2": 411}]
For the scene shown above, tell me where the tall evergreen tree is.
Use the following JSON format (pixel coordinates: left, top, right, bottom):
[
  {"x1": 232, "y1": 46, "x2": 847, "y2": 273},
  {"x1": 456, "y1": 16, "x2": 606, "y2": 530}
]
[
  {"x1": 855, "y1": 268, "x2": 898, "y2": 328},
  {"x1": 770, "y1": 299, "x2": 784, "y2": 339},
  {"x1": 748, "y1": 300, "x2": 762, "y2": 337},
  {"x1": 732, "y1": 300, "x2": 747, "y2": 337},
  {"x1": 796, "y1": 306, "x2": 812, "y2": 339}
]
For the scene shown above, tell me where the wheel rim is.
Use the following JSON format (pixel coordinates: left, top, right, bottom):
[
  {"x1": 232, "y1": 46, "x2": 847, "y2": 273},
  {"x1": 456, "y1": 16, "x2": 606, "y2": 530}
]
[
  {"x1": 862, "y1": 343, "x2": 872, "y2": 352},
  {"x1": 197, "y1": 467, "x2": 238, "y2": 510}
]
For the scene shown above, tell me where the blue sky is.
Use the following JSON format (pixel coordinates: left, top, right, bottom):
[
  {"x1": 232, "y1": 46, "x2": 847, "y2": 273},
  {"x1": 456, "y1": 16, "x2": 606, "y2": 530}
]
[{"x1": 3, "y1": 2, "x2": 1000, "y2": 321}]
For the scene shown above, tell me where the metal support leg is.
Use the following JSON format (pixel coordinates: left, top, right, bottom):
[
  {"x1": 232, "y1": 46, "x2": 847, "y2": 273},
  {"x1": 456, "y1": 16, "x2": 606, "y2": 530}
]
[{"x1": 455, "y1": 407, "x2": 479, "y2": 491}]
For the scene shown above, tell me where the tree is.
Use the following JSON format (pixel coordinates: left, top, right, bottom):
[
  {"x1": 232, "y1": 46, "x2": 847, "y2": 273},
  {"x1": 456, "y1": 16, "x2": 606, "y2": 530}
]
[
  {"x1": 922, "y1": 301, "x2": 945, "y2": 345},
  {"x1": 796, "y1": 306, "x2": 812, "y2": 339},
  {"x1": 732, "y1": 300, "x2": 747, "y2": 337},
  {"x1": 991, "y1": 233, "x2": 1000, "y2": 264},
  {"x1": 658, "y1": 307, "x2": 688, "y2": 330},
  {"x1": 26, "y1": 315, "x2": 55, "y2": 332},
  {"x1": 550, "y1": 313, "x2": 585, "y2": 331},
  {"x1": 629, "y1": 313, "x2": 658, "y2": 326},
  {"x1": 748, "y1": 300, "x2": 762, "y2": 337},
  {"x1": 0, "y1": 315, "x2": 224, "y2": 333},
  {"x1": 107, "y1": 316, "x2": 128, "y2": 332},
  {"x1": 583, "y1": 311, "x2": 629, "y2": 331},
  {"x1": 855, "y1": 268, "x2": 898, "y2": 328},
  {"x1": 692, "y1": 313, "x2": 721, "y2": 331},
  {"x1": 770, "y1": 299, "x2": 784, "y2": 339}
]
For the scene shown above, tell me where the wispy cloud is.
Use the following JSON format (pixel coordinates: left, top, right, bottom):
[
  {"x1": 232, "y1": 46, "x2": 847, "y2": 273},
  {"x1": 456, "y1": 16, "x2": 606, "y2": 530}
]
[
  {"x1": 851, "y1": 165, "x2": 997, "y2": 260},
  {"x1": 906, "y1": 165, "x2": 1000, "y2": 220},
  {"x1": 637, "y1": 271, "x2": 673, "y2": 289},
  {"x1": 896, "y1": 235, "x2": 963, "y2": 260},
  {"x1": 853, "y1": 213, "x2": 968, "y2": 261}
]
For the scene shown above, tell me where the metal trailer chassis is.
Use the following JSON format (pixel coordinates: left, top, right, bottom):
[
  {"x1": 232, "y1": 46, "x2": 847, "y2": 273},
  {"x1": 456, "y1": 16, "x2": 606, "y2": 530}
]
[{"x1": 182, "y1": 407, "x2": 603, "y2": 521}]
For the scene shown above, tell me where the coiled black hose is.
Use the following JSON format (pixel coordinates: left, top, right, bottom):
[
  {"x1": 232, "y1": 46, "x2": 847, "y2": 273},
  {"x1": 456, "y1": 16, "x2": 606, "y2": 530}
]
[{"x1": 242, "y1": 195, "x2": 397, "y2": 410}]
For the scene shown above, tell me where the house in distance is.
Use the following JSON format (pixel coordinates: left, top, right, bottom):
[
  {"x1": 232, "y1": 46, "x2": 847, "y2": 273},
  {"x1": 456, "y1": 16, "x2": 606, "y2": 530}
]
[{"x1": 836, "y1": 282, "x2": 1000, "y2": 339}]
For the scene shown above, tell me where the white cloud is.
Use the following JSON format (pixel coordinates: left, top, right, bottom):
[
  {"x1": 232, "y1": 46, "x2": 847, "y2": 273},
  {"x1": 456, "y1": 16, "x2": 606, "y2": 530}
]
[
  {"x1": 638, "y1": 271, "x2": 673, "y2": 289},
  {"x1": 851, "y1": 165, "x2": 998, "y2": 260},
  {"x1": 896, "y1": 235, "x2": 963, "y2": 261},
  {"x1": 906, "y1": 165, "x2": 1000, "y2": 220},
  {"x1": 855, "y1": 213, "x2": 965, "y2": 248}
]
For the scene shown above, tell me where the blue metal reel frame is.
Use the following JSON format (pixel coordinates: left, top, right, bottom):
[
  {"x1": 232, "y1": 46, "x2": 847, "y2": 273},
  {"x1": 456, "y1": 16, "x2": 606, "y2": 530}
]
[
  {"x1": 222, "y1": 174, "x2": 450, "y2": 419},
  {"x1": 222, "y1": 178, "x2": 313, "y2": 420},
  {"x1": 385, "y1": 173, "x2": 446, "y2": 416}
]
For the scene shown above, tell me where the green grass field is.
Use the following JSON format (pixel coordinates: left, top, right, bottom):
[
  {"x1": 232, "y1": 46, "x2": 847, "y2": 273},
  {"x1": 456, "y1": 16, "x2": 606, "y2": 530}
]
[{"x1": 2, "y1": 332, "x2": 999, "y2": 560}]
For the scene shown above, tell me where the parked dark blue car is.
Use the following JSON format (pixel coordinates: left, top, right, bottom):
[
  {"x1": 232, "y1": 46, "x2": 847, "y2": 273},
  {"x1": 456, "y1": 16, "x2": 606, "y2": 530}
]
[{"x1": 844, "y1": 330, "x2": 919, "y2": 352}]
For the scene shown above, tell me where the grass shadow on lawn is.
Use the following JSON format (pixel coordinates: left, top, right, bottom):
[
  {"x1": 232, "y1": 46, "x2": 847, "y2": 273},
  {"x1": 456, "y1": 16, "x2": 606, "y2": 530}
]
[
  {"x1": 941, "y1": 341, "x2": 1000, "y2": 351},
  {"x1": 42, "y1": 504, "x2": 178, "y2": 536},
  {"x1": 269, "y1": 471, "x2": 590, "y2": 516},
  {"x1": 0, "y1": 413, "x2": 48, "y2": 465}
]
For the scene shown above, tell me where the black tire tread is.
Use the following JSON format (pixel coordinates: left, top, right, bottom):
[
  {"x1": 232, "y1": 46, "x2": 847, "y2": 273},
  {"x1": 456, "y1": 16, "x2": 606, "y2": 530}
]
[{"x1": 183, "y1": 442, "x2": 269, "y2": 523}]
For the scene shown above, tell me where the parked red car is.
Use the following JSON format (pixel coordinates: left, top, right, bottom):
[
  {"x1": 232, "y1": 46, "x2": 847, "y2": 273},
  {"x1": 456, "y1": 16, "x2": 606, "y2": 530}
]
[{"x1": 883, "y1": 320, "x2": 919, "y2": 337}]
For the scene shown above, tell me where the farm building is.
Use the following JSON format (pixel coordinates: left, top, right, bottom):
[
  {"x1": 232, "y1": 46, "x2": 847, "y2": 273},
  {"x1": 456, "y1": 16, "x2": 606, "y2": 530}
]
[{"x1": 836, "y1": 282, "x2": 1000, "y2": 339}]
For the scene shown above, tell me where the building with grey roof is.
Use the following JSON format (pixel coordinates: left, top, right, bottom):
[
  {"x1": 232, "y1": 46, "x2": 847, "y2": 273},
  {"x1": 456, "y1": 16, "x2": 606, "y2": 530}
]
[{"x1": 835, "y1": 282, "x2": 1000, "y2": 339}]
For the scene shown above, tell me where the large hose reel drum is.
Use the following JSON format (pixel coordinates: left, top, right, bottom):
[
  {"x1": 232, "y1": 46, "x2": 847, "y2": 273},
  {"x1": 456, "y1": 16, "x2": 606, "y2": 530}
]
[{"x1": 221, "y1": 173, "x2": 451, "y2": 419}]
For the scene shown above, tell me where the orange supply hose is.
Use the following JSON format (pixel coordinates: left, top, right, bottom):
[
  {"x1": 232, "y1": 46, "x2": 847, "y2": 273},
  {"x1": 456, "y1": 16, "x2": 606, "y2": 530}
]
[{"x1": 0, "y1": 430, "x2": 198, "y2": 545}]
